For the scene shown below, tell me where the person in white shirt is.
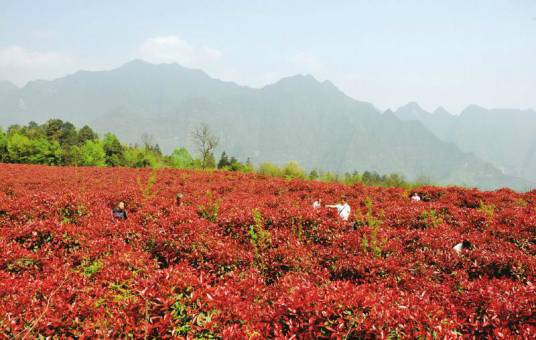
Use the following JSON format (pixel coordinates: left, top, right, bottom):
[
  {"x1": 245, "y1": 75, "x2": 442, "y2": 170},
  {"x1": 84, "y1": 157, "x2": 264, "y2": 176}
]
[
  {"x1": 312, "y1": 199, "x2": 322, "y2": 210},
  {"x1": 453, "y1": 240, "x2": 472, "y2": 255},
  {"x1": 326, "y1": 197, "x2": 351, "y2": 221},
  {"x1": 411, "y1": 193, "x2": 421, "y2": 202},
  {"x1": 175, "y1": 193, "x2": 184, "y2": 206}
]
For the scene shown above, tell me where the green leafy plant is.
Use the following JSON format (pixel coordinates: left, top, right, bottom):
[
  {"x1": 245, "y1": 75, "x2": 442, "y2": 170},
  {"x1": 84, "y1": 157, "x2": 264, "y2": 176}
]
[
  {"x1": 249, "y1": 209, "x2": 272, "y2": 253},
  {"x1": 59, "y1": 203, "x2": 87, "y2": 224},
  {"x1": 137, "y1": 168, "x2": 158, "y2": 200},
  {"x1": 171, "y1": 293, "x2": 192, "y2": 336},
  {"x1": 291, "y1": 220, "x2": 304, "y2": 242},
  {"x1": 354, "y1": 197, "x2": 383, "y2": 229},
  {"x1": 478, "y1": 201, "x2": 496, "y2": 219},
  {"x1": 109, "y1": 282, "x2": 135, "y2": 303},
  {"x1": 198, "y1": 191, "x2": 221, "y2": 223},
  {"x1": 357, "y1": 198, "x2": 387, "y2": 258},
  {"x1": 80, "y1": 259, "x2": 103, "y2": 278},
  {"x1": 6, "y1": 257, "x2": 41, "y2": 273},
  {"x1": 170, "y1": 289, "x2": 220, "y2": 338},
  {"x1": 421, "y1": 208, "x2": 442, "y2": 228},
  {"x1": 514, "y1": 198, "x2": 528, "y2": 207}
]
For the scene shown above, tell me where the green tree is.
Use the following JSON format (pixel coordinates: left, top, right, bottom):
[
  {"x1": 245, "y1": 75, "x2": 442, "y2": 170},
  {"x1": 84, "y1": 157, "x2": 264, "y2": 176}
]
[
  {"x1": 141, "y1": 150, "x2": 161, "y2": 168},
  {"x1": 23, "y1": 121, "x2": 45, "y2": 139},
  {"x1": 344, "y1": 171, "x2": 362, "y2": 185},
  {"x1": 362, "y1": 171, "x2": 382, "y2": 185},
  {"x1": 27, "y1": 121, "x2": 39, "y2": 129},
  {"x1": 53, "y1": 121, "x2": 79, "y2": 165},
  {"x1": 80, "y1": 140, "x2": 106, "y2": 166},
  {"x1": 386, "y1": 173, "x2": 406, "y2": 188},
  {"x1": 7, "y1": 124, "x2": 22, "y2": 136},
  {"x1": 0, "y1": 127, "x2": 7, "y2": 162},
  {"x1": 308, "y1": 169, "x2": 319, "y2": 180},
  {"x1": 217, "y1": 152, "x2": 230, "y2": 169},
  {"x1": 64, "y1": 145, "x2": 83, "y2": 166},
  {"x1": 282, "y1": 161, "x2": 305, "y2": 179},
  {"x1": 141, "y1": 133, "x2": 162, "y2": 156},
  {"x1": 28, "y1": 138, "x2": 62, "y2": 165},
  {"x1": 102, "y1": 133, "x2": 125, "y2": 166},
  {"x1": 258, "y1": 162, "x2": 282, "y2": 177},
  {"x1": 320, "y1": 171, "x2": 338, "y2": 182},
  {"x1": 205, "y1": 152, "x2": 216, "y2": 169},
  {"x1": 43, "y1": 119, "x2": 64, "y2": 141},
  {"x1": 59, "y1": 121, "x2": 79, "y2": 146},
  {"x1": 6, "y1": 133, "x2": 33, "y2": 163},
  {"x1": 124, "y1": 146, "x2": 160, "y2": 168},
  {"x1": 191, "y1": 123, "x2": 219, "y2": 169},
  {"x1": 169, "y1": 147, "x2": 194, "y2": 169},
  {"x1": 78, "y1": 125, "x2": 98, "y2": 145},
  {"x1": 228, "y1": 156, "x2": 248, "y2": 171}
]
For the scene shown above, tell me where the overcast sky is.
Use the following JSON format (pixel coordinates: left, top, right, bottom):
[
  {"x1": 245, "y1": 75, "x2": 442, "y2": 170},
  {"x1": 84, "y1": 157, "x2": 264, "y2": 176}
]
[{"x1": 1, "y1": 0, "x2": 535, "y2": 113}]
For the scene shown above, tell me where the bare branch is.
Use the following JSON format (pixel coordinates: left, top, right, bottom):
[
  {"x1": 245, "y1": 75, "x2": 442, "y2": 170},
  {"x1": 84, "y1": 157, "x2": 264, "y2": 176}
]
[{"x1": 191, "y1": 123, "x2": 219, "y2": 168}]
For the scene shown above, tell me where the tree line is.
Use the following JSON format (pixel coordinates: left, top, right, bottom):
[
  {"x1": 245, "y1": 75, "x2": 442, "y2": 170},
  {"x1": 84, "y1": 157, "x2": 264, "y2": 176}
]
[
  {"x1": 0, "y1": 120, "x2": 253, "y2": 170},
  {"x1": 0, "y1": 119, "x2": 428, "y2": 188}
]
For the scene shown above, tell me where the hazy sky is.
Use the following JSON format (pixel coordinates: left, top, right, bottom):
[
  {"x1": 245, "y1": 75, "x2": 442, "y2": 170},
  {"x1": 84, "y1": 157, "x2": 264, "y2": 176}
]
[{"x1": 1, "y1": 0, "x2": 535, "y2": 113}]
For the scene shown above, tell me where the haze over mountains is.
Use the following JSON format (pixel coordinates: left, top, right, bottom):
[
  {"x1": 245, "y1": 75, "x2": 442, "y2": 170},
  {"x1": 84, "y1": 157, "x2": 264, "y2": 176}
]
[
  {"x1": 393, "y1": 103, "x2": 536, "y2": 184},
  {"x1": 0, "y1": 60, "x2": 534, "y2": 191}
]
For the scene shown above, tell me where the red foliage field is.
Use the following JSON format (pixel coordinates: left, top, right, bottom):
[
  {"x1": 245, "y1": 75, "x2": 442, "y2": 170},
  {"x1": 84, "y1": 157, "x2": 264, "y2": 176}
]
[{"x1": 0, "y1": 164, "x2": 535, "y2": 338}]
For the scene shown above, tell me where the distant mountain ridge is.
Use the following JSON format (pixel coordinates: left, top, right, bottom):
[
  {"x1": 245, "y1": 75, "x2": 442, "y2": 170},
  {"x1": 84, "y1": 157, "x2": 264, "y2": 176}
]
[
  {"x1": 0, "y1": 60, "x2": 533, "y2": 191},
  {"x1": 393, "y1": 102, "x2": 536, "y2": 184}
]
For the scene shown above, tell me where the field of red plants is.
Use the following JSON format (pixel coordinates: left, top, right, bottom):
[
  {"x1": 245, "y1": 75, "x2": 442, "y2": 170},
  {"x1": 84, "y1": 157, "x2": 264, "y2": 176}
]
[{"x1": 0, "y1": 164, "x2": 535, "y2": 338}]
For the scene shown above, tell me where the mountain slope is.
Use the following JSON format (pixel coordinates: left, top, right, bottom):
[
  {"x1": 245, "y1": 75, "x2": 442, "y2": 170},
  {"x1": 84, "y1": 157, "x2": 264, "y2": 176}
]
[
  {"x1": 393, "y1": 103, "x2": 536, "y2": 183},
  {"x1": 0, "y1": 61, "x2": 533, "y2": 190}
]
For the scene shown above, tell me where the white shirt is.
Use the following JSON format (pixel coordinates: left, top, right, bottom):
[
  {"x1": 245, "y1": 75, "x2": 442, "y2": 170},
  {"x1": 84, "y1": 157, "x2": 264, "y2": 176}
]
[
  {"x1": 453, "y1": 242, "x2": 463, "y2": 255},
  {"x1": 334, "y1": 203, "x2": 351, "y2": 221},
  {"x1": 312, "y1": 201, "x2": 321, "y2": 209},
  {"x1": 411, "y1": 194, "x2": 421, "y2": 202}
]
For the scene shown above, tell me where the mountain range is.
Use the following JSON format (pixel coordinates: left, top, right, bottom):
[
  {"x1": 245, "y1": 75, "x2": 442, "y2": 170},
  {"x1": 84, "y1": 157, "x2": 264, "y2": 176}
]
[
  {"x1": 0, "y1": 59, "x2": 534, "y2": 191},
  {"x1": 393, "y1": 102, "x2": 536, "y2": 184}
]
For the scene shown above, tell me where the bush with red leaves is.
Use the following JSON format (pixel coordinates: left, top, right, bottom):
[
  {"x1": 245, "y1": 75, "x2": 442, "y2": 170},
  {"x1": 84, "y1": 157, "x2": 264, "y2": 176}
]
[{"x1": 0, "y1": 164, "x2": 534, "y2": 338}]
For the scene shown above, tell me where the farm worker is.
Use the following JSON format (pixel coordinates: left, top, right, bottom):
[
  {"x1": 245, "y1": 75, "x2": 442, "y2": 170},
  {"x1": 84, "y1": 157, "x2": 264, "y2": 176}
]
[
  {"x1": 411, "y1": 193, "x2": 421, "y2": 202},
  {"x1": 112, "y1": 201, "x2": 127, "y2": 220},
  {"x1": 453, "y1": 240, "x2": 471, "y2": 255},
  {"x1": 175, "y1": 193, "x2": 183, "y2": 206},
  {"x1": 312, "y1": 199, "x2": 322, "y2": 209},
  {"x1": 326, "y1": 197, "x2": 351, "y2": 221}
]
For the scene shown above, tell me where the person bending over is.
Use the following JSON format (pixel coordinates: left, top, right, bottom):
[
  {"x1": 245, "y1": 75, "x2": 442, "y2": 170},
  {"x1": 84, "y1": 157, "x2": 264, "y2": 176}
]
[
  {"x1": 112, "y1": 201, "x2": 127, "y2": 220},
  {"x1": 326, "y1": 197, "x2": 351, "y2": 221}
]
